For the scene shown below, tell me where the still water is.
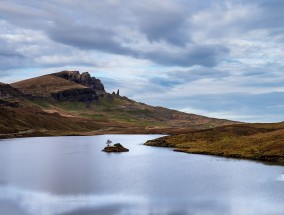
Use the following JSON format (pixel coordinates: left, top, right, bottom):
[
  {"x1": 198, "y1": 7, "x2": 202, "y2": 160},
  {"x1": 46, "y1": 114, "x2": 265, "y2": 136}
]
[{"x1": 0, "y1": 135, "x2": 283, "y2": 215}]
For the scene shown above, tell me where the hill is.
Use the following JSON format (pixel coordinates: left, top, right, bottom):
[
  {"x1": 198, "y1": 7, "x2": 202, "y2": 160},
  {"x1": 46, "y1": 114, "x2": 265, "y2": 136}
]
[
  {"x1": 0, "y1": 82, "x2": 25, "y2": 98},
  {"x1": 145, "y1": 122, "x2": 284, "y2": 165},
  {"x1": 11, "y1": 74, "x2": 87, "y2": 97},
  {"x1": 0, "y1": 71, "x2": 237, "y2": 138}
]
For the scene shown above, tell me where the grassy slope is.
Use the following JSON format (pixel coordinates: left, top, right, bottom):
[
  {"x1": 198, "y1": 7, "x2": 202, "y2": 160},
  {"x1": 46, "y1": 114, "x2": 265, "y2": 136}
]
[
  {"x1": 11, "y1": 75, "x2": 86, "y2": 97},
  {"x1": 145, "y1": 123, "x2": 284, "y2": 165},
  {"x1": 0, "y1": 94, "x2": 236, "y2": 139},
  {"x1": 1, "y1": 73, "x2": 237, "y2": 138},
  {"x1": 32, "y1": 95, "x2": 235, "y2": 129},
  {"x1": 0, "y1": 98, "x2": 105, "y2": 138},
  {"x1": 10, "y1": 73, "x2": 235, "y2": 128}
]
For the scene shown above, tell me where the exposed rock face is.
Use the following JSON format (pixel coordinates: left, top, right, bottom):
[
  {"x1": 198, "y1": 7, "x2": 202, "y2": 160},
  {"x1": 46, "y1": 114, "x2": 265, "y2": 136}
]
[
  {"x1": 0, "y1": 83, "x2": 25, "y2": 99},
  {"x1": 52, "y1": 71, "x2": 105, "y2": 92},
  {"x1": 51, "y1": 88, "x2": 99, "y2": 102},
  {"x1": 102, "y1": 143, "x2": 129, "y2": 152},
  {"x1": 0, "y1": 99, "x2": 21, "y2": 107}
]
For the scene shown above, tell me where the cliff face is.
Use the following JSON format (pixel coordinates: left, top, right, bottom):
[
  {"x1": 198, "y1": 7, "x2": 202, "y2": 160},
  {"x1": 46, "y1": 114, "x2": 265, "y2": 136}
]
[
  {"x1": 0, "y1": 83, "x2": 25, "y2": 98},
  {"x1": 51, "y1": 88, "x2": 100, "y2": 102},
  {"x1": 11, "y1": 71, "x2": 106, "y2": 102},
  {"x1": 52, "y1": 71, "x2": 105, "y2": 92}
]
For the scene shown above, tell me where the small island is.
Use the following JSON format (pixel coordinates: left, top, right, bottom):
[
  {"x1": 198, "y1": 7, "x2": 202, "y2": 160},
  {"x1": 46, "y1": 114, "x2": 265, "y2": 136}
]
[{"x1": 102, "y1": 140, "x2": 129, "y2": 152}]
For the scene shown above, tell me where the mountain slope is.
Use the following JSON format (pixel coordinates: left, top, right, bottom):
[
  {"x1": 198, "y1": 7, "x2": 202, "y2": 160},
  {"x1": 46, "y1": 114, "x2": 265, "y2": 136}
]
[
  {"x1": 11, "y1": 75, "x2": 87, "y2": 97},
  {"x1": 11, "y1": 70, "x2": 105, "y2": 98},
  {"x1": 0, "y1": 71, "x2": 238, "y2": 138},
  {"x1": 0, "y1": 82, "x2": 25, "y2": 98},
  {"x1": 145, "y1": 122, "x2": 284, "y2": 165},
  {"x1": 0, "y1": 104, "x2": 103, "y2": 138}
]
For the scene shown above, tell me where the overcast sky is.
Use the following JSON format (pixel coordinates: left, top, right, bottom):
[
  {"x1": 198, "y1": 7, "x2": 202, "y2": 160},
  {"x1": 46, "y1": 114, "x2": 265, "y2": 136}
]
[{"x1": 0, "y1": 0, "x2": 283, "y2": 122}]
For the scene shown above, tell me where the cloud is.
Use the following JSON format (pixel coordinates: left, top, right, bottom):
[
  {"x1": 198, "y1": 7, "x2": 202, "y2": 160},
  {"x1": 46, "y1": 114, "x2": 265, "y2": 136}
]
[
  {"x1": 48, "y1": 25, "x2": 134, "y2": 56},
  {"x1": 0, "y1": 0, "x2": 231, "y2": 67},
  {"x1": 133, "y1": 1, "x2": 188, "y2": 46},
  {"x1": 145, "y1": 45, "x2": 229, "y2": 67},
  {"x1": 258, "y1": 0, "x2": 284, "y2": 29},
  {"x1": 0, "y1": 36, "x2": 30, "y2": 70},
  {"x1": 48, "y1": 23, "x2": 228, "y2": 67}
]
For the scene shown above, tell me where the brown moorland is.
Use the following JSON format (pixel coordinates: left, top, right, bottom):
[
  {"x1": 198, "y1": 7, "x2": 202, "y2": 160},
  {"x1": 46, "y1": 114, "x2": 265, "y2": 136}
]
[
  {"x1": 145, "y1": 122, "x2": 284, "y2": 165},
  {"x1": 1, "y1": 71, "x2": 237, "y2": 138}
]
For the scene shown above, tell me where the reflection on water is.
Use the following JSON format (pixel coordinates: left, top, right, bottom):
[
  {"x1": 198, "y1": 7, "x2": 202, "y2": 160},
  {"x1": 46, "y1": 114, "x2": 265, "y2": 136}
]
[
  {"x1": 0, "y1": 135, "x2": 283, "y2": 215},
  {"x1": 277, "y1": 174, "x2": 284, "y2": 181},
  {"x1": 0, "y1": 185, "x2": 148, "y2": 215},
  {"x1": 1, "y1": 184, "x2": 284, "y2": 215}
]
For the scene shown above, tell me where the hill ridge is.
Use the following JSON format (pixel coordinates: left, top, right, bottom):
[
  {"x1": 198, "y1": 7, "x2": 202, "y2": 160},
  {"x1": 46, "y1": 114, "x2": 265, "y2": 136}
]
[
  {"x1": 51, "y1": 70, "x2": 105, "y2": 92},
  {"x1": 1, "y1": 70, "x2": 238, "y2": 138}
]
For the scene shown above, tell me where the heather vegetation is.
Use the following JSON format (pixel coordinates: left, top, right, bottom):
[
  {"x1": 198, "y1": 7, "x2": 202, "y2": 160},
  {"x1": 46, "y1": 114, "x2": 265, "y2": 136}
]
[{"x1": 145, "y1": 123, "x2": 284, "y2": 165}]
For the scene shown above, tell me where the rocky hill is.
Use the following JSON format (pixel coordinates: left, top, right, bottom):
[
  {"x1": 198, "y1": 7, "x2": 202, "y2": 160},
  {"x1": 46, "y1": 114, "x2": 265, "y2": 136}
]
[
  {"x1": 11, "y1": 71, "x2": 106, "y2": 102},
  {"x1": 0, "y1": 70, "x2": 238, "y2": 138},
  {"x1": 52, "y1": 70, "x2": 105, "y2": 92},
  {"x1": 0, "y1": 83, "x2": 25, "y2": 98}
]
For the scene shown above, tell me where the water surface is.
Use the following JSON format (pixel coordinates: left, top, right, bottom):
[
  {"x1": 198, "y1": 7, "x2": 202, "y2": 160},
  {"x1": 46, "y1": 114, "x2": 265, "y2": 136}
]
[{"x1": 0, "y1": 135, "x2": 283, "y2": 215}]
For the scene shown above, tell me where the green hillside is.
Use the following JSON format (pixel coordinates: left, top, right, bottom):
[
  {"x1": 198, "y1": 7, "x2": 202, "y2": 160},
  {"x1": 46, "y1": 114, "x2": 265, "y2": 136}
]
[{"x1": 0, "y1": 70, "x2": 237, "y2": 138}]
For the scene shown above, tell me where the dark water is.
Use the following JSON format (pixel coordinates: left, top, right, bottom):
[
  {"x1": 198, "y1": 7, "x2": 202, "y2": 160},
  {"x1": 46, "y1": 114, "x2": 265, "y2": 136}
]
[{"x1": 0, "y1": 135, "x2": 283, "y2": 215}]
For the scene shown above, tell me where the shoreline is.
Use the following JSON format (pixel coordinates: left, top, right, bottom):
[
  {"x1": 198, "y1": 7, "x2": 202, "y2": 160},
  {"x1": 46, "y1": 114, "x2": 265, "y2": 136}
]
[
  {"x1": 145, "y1": 142, "x2": 284, "y2": 166},
  {"x1": 173, "y1": 148, "x2": 284, "y2": 166},
  {"x1": 0, "y1": 126, "x2": 191, "y2": 140},
  {"x1": 1, "y1": 129, "x2": 283, "y2": 166}
]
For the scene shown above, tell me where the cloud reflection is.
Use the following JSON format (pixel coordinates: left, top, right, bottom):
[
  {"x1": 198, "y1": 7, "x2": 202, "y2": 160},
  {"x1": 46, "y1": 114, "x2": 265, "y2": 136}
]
[
  {"x1": 276, "y1": 174, "x2": 284, "y2": 181},
  {"x1": 0, "y1": 185, "x2": 147, "y2": 215}
]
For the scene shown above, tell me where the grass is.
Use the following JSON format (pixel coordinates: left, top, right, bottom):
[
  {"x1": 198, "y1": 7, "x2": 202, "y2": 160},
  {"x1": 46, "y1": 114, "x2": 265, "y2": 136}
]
[
  {"x1": 80, "y1": 113, "x2": 107, "y2": 120},
  {"x1": 11, "y1": 75, "x2": 85, "y2": 97},
  {"x1": 29, "y1": 99, "x2": 51, "y2": 108},
  {"x1": 1, "y1": 74, "x2": 240, "y2": 139},
  {"x1": 53, "y1": 101, "x2": 87, "y2": 111},
  {"x1": 145, "y1": 123, "x2": 284, "y2": 165}
]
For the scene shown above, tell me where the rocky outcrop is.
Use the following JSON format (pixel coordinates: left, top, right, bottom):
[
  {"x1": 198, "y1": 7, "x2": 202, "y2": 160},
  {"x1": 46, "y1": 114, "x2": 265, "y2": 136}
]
[
  {"x1": 51, "y1": 88, "x2": 99, "y2": 102},
  {"x1": 0, "y1": 99, "x2": 21, "y2": 107},
  {"x1": 52, "y1": 71, "x2": 105, "y2": 92},
  {"x1": 102, "y1": 143, "x2": 129, "y2": 152},
  {"x1": 0, "y1": 83, "x2": 25, "y2": 99}
]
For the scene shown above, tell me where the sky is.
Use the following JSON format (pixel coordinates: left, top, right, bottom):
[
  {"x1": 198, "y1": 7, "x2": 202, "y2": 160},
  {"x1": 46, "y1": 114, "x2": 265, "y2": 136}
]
[{"x1": 0, "y1": 0, "x2": 283, "y2": 122}]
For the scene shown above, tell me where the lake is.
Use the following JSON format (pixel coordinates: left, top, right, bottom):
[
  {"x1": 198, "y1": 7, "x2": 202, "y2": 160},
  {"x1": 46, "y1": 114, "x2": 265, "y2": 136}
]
[{"x1": 0, "y1": 135, "x2": 283, "y2": 215}]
